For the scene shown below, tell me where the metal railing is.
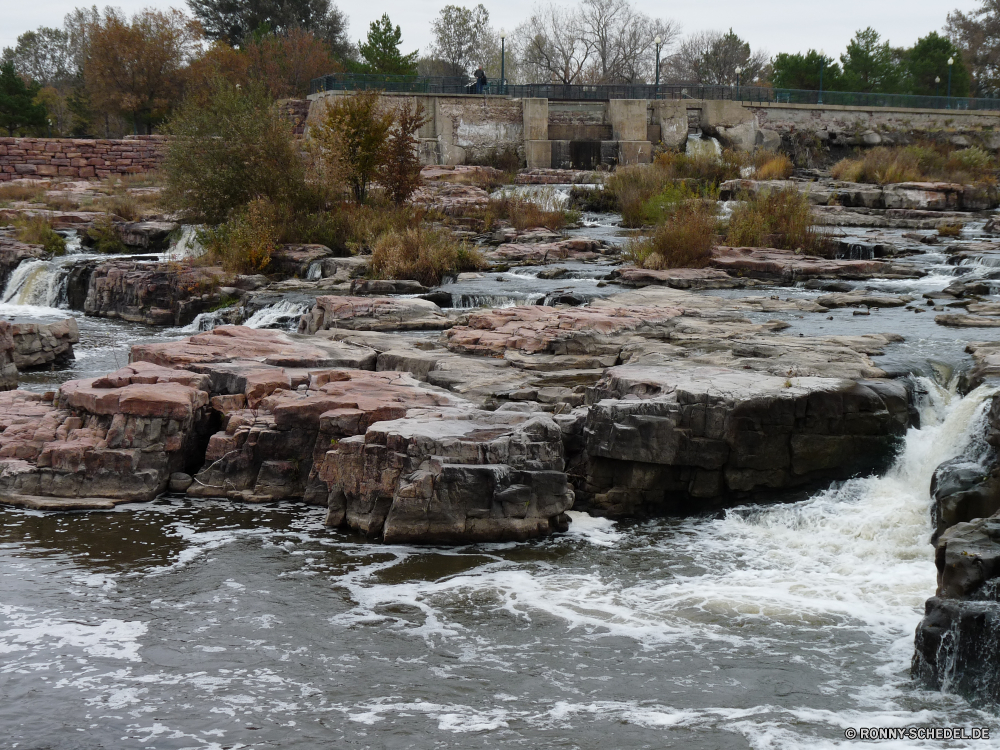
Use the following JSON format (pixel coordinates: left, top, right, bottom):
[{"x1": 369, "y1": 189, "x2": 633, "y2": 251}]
[{"x1": 309, "y1": 74, "x2": 1000, "y2": 111}]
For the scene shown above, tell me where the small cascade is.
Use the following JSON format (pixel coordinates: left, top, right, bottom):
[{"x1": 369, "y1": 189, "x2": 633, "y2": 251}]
[
  {"x1": 451, "y1": 293, "x2": 545, "y2": 309},
  {"x1": 959, "y1": 254, "x2": 1000, "y2": 268},
  {"x1": 163, "y1": 226, "x2": 206, "y2": 261},
  {"x1": 307, "y1": 261, "x2": 324, "y2": 280},
  {"x1": 178, "y1": 311, "x2": 226, "y2": 333},
  {"x1": 685, "y1": 132, "x2": 722, "y2": 158},
  {"x1": 836, "y1": 242, "x2": 876, "y2": 261},
  {"x1": 2, "y1": 258, "x2": 71, "y2": 308},
  {"x1": 242, "y1": 300, "x2": 311, "y2": 329}
]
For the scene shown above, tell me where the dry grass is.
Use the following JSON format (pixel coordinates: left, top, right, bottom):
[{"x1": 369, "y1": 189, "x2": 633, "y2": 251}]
[
  {"x1": 370, "y1": 227, "x2": 486, "y2": 286},
  {"x1": 831, "y1": 145, "x2": 997, "y2": 186},
  {"x1": 752, "y1": 152, "x2": 794, "y2": 180},
  {"x1": 938, "y1": 223, "x2": 962, "y2": 238},
  {"x1": 726, "y1": 188, "x2": 829, "y2": 253},
  {"x1": 622, "y1": 201, "x2": 718, "y2": 269},
  {"x1": 485, "y1": 195, "x2": 573, "y2": 231},
  {"x1": 13, "y1": 215, "x2": 66, "y2": 255},
  {"x1": 0, "y1": 182, "x2": 47, "y2": 203}
]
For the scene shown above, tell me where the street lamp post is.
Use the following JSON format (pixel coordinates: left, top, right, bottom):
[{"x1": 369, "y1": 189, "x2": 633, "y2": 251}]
[
  {"x1": 947, "y1": 56, "x2": 954, "y2": 109},
  {"x1": 500, "y1": 29, "x2": 506, "y2": 95},
  {"x1": 935, "y1": 75, "x2": 941, "y2": 99},
  {"x1": 818, "y1": 52, "x2": 825, "y2": 105},
  {"x1": 735, "y1": 65, "x2": 742, "y2": 101},
  {"x1": 654, "y1": 35, "x2": 662, "y2": 98}
]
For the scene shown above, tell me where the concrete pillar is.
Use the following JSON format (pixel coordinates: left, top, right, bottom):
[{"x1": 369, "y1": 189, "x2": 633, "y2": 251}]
[
  {"x1": 607, "y1": 99, "x2": 648, "y2": 142},
  {"x1": 522, "y1": 98, "x2": 549, "y2": 141},
  {"x1": 525, "y1": 140, "x2": 552, "y2": 169},
  {"x1": 650, "y1": 100, "x2": 688, "y2": 149}
]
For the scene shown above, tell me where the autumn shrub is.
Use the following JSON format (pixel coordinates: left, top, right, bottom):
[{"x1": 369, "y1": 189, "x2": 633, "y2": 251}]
[
  {"x1": 279, "y1": 203, "x2": 423, "y2": 255},
  {"x1": 200, "y1": 198, "x2": 279, "y2": 273},
  {"x1": 369, "y1": 227, "x2": 486, "y2": 286},
  {"x1": 726, "y1": 188, "x2": 829, "y2": 253},
  {"x1": 163, "y1": 80, "x2": 311, "y2": 223},
  {"x1": 381, "y1": 101, "x2": 430, "y2": 204},
  {"x1": 13, "y1": 215, "x2": 66, "y2": 255},
  {"x1": 606, "y1": 164, "x2": 673, "y2": 227},
  {"x1": 313, "y1": 90, "x2": 393, "y2": 204},
  {"x1": 938, "y1": 223, "x2": 962, "y2": 237},
  {"x1": 753, "y1": 152, "x2": 794, "y2": 180},
  {"x1": 831, "y1": 144, "x2": 997, "y2": 185},
  {"x1": 568, "y1": 185, "x2": 618, "y2": 213},
  {"x1": 622, "y1": 201, "x2": 718, "y2": 269}
]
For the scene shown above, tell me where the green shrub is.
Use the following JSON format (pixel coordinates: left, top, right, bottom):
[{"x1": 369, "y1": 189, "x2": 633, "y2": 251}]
[
  {"x1": 163, "y1": 79, "x2": 311, "y2": 223},
  {"x1": 86, "y1": 216, "x2": 127, "y2": 253},
  {"x1": 622, "y1": 201, "x2": 718, "y2": 269},
  {"x1": 370, "y1": 227, "x2": 486, "y2": 286},
  {"x1": 14, "y1": 215, "x2": 66, "y2": 255},
  {"x1": 568, "y1": 185, "x2": 618, "y2": 212}
]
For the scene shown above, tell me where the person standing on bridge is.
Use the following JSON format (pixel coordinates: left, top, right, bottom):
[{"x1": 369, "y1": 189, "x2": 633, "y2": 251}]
[{"x1": 474, "y1": 65, "x2": 488, "y2": 94}]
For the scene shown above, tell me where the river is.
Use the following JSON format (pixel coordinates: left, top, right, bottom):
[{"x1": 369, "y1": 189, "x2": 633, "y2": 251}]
[{"x1": 3, "y1": 203, "x2": 1000, "y2": 748}]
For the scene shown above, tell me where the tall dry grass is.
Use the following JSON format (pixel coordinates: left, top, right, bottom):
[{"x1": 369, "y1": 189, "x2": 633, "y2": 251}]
[
  {"x1": 370, "y1": 227, "x2": 486, "y2": 286},
  {"x1": 622, "y1": 201, "x2": 718, "y2": 269},
  {"x1": 831, "y1": 145, "x2": 996, "y2": 185},
  {"x1": 726, "y1": 188, "x2": 828, "y2": 253}
]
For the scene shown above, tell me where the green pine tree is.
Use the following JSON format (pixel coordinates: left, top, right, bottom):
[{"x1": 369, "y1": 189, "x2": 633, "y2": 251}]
[
  {"x1": 0, "y1": 61, "x2": 48, "y2": 136},
  {"x1": 358, "y1": 14, "x2": 418, "y2": 75}
]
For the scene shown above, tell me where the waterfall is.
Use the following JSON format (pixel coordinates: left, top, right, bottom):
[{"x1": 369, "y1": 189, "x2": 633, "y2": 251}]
[
  {"x1": 685, "y1": 132, "x2": 722, "y2": 158},
  {"x1": 163, "y1": 226, "x2": 206, "y2": 261},
  {"x1": 1, "y1": 259, "x2": 71, "y2": 308},
  {"x1": 243, "y1": 300, "x2": 312, "y2": 329},
  {"x1": 451, "y1": 293, "x2": 546, "y2": 309},
  {"x1": 307, "y1": 261, "x2": 324, "y2": 280},
  {"x1": 837, "y1": 242, "x2": 876, "y2": 261}
]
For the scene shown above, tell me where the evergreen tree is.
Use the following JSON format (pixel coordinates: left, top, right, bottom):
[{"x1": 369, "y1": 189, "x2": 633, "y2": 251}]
[
  {"x1": 840, "y1": 28, "x2": 903, "y2": 93},
  {"x1": 905, "y1": 32, "x2": 971, "y2": 96},
  {"x1": 771, "y1": 50, "x2": 843, "y2": 91},
  {"x1": 358, "y1": 14, "x2": 418, "y2": 75},
  {"x1": 0, "y1": 61, "x2": 48, "y2": 136}
]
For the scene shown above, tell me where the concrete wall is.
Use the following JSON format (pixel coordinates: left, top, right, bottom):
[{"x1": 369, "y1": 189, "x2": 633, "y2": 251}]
[
  {"x1": 308, "y1": 91, "x2": 525, "y2": 167},
  {"x1": 0, "y1": 135, "x2": 166, "y2": 181},
  {"x1": 306, "y1": 91, "x2": 1000, "y2": 169}
]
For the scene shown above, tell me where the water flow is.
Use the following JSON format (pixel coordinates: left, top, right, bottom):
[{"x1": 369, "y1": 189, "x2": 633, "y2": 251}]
[
  {"x1": 2, "y1": 258, "x2": 70, "y2": 308},
  {"x1": 163, "y1": 225, "x2": 206, "y2": 261},
  {"x1": 686, "y1": 132, "x2": 722, "y2": 158},
  {"x1": 242, "y1": 299, "x2": 311, "y2": 329}
]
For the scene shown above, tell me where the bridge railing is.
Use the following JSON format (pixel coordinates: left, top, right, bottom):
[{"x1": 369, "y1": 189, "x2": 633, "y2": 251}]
[{"x1": 309, "y1": 74, "x2": 1000, "y2": 111}]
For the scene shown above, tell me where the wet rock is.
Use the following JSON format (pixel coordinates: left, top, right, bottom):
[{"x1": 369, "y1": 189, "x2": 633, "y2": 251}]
[
  {"x1": 409, "y1": 183, "x2": 490, "y2": 215},
  {"x1": 350, "y1": 279, "x2": 430, "y2": 295},
  {"x1": 318, "y1": 407, "x2": 574, "y2": 543},
  {"x1": 0, "y1": 235, "x2": 47, "y2": 288},
  {"x1": 0, "y1": 320, "x2": 19, "y2": 390},
  {"x1": 936, "y1": 314, "x2": 1000, "y2": 328},
  {"x1": 709, "y1": 246, "x2": 921, "y2": 281},
  {"x1": 615, "y1": 266, "x2": 746, "y2": 289},
  {"x1": 84, "y1": 261, "x2": 231, "y2": 327},
  {"x1": 11, "y1": 318, "x2": 79, "y2": 370},
  {"x1": 132, "y1": 325, "x2": 377, "y2": 371},
  {"x1": 0, "y1": 363, "x2": 214, "y2": 504},
  {"x1": 298, "y1": 296, "x2": 452, "y2": 334},
  {"x1": 169, "y1": 472, "x2": 193, "y2": 492},
  {"x1": 269, "y1": 244, "x2": 336, "y2": 278},
  {"x1": 815, "y1": 292, "x2": 913, "y2": 309},
  {"x1": 117, "y1": 220, "x2": 178, "y2": 251},
  {"x1": 579, "y1": 364, "x2": 911, "y2": 516},
  {"x1": 931, "y1": 456, "x2": 1000, "y2": 542},
  {"x1": 485, "y1": 239, "x2": 608, "y2": 264}
]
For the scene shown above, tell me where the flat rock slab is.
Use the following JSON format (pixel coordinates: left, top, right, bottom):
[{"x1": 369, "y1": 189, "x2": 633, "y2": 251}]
[
  {"x1": 409, "y1": 183, "x2": 490, "y2": 215},
  {"x1": 710, "y1": 246, "x2": 919, "y2": 280},
  {"x1": 485, "y1": 239, "x2": 608, "y2": 264},
  {"x1": 446, "y1": 304, "x2": 684, "y2": 357},
  {"x1": 936, "y1": 314, "x2": 1000, "y2": 328},
  {"x1": 298, "y1": 296, "x2": 451, "y2": 334},
  {"x1": 616, "y1": 266, "x2": 746, "y2": 289},
  {"x1": 133, "y1": 325, "x2": 376, "y2": 369},
  {"x1": 0, "y1": 492, "x2": 122, "y2": 510}
]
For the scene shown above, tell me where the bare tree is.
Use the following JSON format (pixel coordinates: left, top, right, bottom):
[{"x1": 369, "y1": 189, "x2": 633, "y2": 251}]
[
  {"x1": 579, "y1": 0, "x2": 679, "y2": 83},
  {"x1": 430, "y1": 4, "x2": 492, "y2": 78},
  {"x1": 516, "y1": 3, "x2": 592, "y2": 84},
  {"x1": 663, "y1": 28, "x2": 767, "y2": 85},
  {"x1": 948, "y1": 0, "x2": 1000, "y2": 96}
]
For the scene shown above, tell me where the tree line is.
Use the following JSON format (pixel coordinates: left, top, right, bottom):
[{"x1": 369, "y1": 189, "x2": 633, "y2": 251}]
[{"x1": 1, "y1": 0, "x2": 998, "y2": 138}]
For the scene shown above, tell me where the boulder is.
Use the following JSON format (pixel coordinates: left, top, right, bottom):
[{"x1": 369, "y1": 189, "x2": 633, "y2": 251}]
[
  {"x1": 484, "y1": 239, "x2": 609, "y2": 264},
  {"x1": 0, "y1": 320, "x2": 19, "y2": 390},
  {"x1": 269, "y1": 244, "x2": 335, "y2": 278},
  {"x1": 709, "y1": 246, "x2": 920, "y2": 281},
  {"x1": 578, "y1": 364, "x2": 912, "y2": 516},
  {"x1": 11, "y1": 318, "x2": 79, "y2": 370},
  {"x1": 116, "y1": 220, "x2": 178, "y2": 251},
  {"x1": 0, "y1": 235, "x2": 47, "y2": 288},
  {"x1": 409, "y1": 183, "x2": 490, "y2": 214},
  {"x1": 318, "y1": 407, "x2": 574, "y2": 543}
]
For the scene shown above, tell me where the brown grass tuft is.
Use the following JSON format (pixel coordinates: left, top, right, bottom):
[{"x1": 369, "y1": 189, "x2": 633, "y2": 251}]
[
  {"x1": 370, "y1": 227, "x2": 486, "y2": 286},
  {"x1": 622, "y1": 201, "x2": 718, "y2": 269},
  {"x1": 726, "y1": 188, "x2": 829, "y2": 254}
]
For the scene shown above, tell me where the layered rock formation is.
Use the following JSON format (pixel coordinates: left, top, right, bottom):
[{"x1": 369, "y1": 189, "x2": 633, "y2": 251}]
[{"x1": 11, "y1": 318, "x2": 79, "y2": 370}]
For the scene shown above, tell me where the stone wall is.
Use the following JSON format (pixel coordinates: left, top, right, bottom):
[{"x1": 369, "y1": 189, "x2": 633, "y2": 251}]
[{"x1": 0, "y1": 135, "x2": 166, "y2": 181}]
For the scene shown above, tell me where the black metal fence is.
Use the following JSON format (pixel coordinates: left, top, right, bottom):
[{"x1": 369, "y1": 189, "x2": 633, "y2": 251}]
[{"x1": 309, "y1": 74, "x2": 1000, "y2": 111}]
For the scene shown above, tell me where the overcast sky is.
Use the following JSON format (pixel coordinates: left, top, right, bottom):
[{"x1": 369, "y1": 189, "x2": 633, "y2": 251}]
[{"x1": 2, "y1": 0, "x2": 983, "y2": 61}]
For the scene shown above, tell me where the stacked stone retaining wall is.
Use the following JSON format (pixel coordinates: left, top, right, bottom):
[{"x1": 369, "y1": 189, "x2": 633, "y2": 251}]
[{"x1": 0, "y1": 135, "x2": 167, "y2": 181}]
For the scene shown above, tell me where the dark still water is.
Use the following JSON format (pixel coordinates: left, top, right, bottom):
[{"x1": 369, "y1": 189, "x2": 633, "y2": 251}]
[{"x1": 2, "y1": 382, "x2": 999, "y2": 750}]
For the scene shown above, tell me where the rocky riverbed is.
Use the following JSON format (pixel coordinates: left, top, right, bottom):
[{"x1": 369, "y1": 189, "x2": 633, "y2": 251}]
[{"x1": 4, "y1": 167, "x2": 1000, "y2": 745}]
